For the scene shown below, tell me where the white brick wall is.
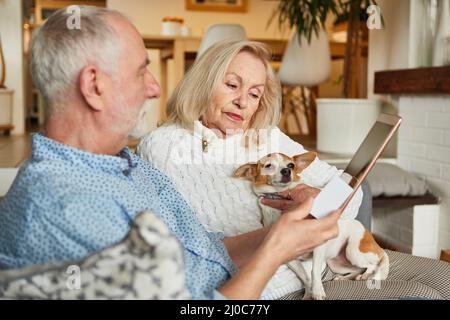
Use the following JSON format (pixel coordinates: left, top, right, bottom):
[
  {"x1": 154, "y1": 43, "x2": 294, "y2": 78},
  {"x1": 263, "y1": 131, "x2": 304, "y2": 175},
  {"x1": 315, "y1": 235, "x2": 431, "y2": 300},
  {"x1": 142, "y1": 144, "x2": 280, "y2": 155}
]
[
  {"x1": 444, "y1": 131, "x2": 450, "y2": 145},
  {"x1": 372, "y1": 207, "x2": 414, "y2": 254},
  {"x1": 372, "y1": 205, "x2": 440, "y2": 258},
  {"x1": 428, "y1": 113, "x2": 450, "y2": 129},
  {"x1": 397, "y1": 95, "x2": 450, "y2": 256},
  {"x1": 443, "y1": 165, "x2": 450, "y2": 181}
]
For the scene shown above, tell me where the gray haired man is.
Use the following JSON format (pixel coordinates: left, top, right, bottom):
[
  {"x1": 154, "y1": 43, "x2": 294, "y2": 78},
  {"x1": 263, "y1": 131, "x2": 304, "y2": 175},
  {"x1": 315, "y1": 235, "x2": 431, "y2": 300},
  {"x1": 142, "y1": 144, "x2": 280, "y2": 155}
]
[{"x1": 0, "y1": 6, "x2": 342, "y2": 300}]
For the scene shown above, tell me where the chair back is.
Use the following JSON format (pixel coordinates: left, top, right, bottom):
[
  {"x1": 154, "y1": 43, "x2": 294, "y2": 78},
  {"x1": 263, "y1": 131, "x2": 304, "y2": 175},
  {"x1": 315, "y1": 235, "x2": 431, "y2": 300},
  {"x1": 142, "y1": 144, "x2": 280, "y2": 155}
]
[
  {"x1": 278, "y1": 30, "x2": 331, "y2": 86},
  {"x1": 196, "y1": 24, "x2": 247, "y2": 59}
]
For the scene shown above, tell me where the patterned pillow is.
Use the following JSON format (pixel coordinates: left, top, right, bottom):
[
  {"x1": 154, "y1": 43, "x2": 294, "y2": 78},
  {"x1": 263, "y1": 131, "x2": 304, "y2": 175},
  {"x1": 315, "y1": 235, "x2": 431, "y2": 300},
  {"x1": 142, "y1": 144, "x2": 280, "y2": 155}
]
[{"x1": 0, "y1": 211, "x2": 190, "y2": 300}]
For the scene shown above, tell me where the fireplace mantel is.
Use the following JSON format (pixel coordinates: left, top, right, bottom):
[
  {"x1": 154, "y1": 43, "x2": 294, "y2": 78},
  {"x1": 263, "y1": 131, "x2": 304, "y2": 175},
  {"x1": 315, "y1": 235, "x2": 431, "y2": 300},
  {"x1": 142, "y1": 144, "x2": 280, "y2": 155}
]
[{"x1": 374, "y1": 66, "x2": 450, "y2": 95}]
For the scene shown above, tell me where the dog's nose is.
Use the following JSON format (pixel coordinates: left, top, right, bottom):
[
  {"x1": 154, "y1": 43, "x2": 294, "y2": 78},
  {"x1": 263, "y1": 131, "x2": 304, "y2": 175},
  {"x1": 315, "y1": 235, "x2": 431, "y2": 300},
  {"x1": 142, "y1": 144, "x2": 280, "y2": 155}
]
[{"x1": 281, "y1": 168, "x2": 291, "y2": 177}]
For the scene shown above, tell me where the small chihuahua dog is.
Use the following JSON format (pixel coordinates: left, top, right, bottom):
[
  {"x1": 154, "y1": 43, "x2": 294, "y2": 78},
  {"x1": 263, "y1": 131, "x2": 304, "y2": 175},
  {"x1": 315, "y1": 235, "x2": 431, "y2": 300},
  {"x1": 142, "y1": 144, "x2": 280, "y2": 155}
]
[{"x1": 234, "y1": 152, "x2": 389, "y2": 300}]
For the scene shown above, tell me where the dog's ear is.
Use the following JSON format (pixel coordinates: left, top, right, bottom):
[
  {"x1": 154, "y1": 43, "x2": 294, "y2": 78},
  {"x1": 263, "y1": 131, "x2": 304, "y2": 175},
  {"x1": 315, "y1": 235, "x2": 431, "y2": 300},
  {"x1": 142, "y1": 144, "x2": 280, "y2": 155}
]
[
  {"x1": 294, "y1": 152, "x2": 317, "y2": 170},
  {"x1": 234, "y1": 163, "x2": 258, "y2": 181}
]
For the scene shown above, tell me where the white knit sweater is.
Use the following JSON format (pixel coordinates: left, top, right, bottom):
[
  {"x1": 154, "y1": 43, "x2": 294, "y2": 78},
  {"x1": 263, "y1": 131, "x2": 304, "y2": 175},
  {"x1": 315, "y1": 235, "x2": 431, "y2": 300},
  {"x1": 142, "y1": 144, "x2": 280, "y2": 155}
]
[{"x1": 137, "y1": 121, "x2": 362, "y2": 299}]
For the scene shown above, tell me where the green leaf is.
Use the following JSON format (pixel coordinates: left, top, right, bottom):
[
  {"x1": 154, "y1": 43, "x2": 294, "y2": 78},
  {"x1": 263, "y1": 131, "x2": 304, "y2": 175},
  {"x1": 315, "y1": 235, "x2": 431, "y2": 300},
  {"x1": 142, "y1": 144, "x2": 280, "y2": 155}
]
[{"x1": 267, "y1": 0, "x2": 383, "y2": 44}]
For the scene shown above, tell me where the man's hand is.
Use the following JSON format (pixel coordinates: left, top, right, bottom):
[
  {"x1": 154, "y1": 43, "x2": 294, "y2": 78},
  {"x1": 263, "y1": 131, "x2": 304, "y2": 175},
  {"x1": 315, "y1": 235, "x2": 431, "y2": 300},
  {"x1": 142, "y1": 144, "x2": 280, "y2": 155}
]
[
  {"x1": 260, "y1": 184, "x2": 320, "y2": 212},
  {"x1": 261, "y1": 197, "x2": 340, "y2": 264},
  {"x1": 219, "y1": 197, "x2": 340, "y2": 299}
]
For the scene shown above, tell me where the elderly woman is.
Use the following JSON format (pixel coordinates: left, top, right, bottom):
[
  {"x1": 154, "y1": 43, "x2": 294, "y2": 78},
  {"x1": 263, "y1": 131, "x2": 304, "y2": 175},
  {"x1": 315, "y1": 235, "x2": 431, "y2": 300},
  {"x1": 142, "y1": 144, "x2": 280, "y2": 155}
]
[
  {"x1": 138, "y1": 41, "x2": 450, "y2": 300},
  {"x1": 138, "y1": 40, "x2": 362, "y2": 299}
]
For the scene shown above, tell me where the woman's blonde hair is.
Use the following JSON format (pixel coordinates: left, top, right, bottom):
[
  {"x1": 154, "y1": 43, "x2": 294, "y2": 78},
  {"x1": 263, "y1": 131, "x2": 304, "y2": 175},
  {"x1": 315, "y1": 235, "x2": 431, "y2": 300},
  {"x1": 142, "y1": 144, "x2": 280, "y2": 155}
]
[{"x1": 165, "y1": 40, "x2": 281, "y2": 137}]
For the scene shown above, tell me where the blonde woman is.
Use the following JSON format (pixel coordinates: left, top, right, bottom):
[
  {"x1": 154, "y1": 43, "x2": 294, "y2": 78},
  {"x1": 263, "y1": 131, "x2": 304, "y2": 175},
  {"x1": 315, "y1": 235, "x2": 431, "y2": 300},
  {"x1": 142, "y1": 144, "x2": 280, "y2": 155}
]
[
  {"x1": 138, "y1": 41, "x2": 450, "y2": 300},
  {"x1": 138, "y1": 40, "x2": 362, "y2": 299}
]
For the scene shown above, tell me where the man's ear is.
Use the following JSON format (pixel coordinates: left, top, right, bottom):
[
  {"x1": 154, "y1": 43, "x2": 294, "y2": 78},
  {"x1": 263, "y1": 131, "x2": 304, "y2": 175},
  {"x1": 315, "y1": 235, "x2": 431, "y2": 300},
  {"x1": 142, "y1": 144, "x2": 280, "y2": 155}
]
[
  {"x1": 234, "y1": 163, "x2": 257, "y2": 181},
  {"x1": 79, "y1": 65, "x2": 106, "y2": 111},
  {"x1": 294, "y1": 151, "x2": 317, "y2": 169}
]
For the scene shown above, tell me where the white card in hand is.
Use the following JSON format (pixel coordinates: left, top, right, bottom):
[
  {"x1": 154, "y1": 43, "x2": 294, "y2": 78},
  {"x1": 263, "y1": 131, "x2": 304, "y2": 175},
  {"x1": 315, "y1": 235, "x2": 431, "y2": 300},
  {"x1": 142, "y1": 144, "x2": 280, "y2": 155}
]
[{"x1": 310, "y1": 175, "x2": 353, "y2": 218}]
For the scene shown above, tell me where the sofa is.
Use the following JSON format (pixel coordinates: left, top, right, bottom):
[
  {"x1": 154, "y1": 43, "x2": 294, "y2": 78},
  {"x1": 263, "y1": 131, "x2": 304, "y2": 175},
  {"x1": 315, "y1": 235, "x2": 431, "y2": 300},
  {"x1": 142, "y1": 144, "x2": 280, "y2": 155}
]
[{"x1": 0, "y1": 168, "x2": 18, "y2": 198}]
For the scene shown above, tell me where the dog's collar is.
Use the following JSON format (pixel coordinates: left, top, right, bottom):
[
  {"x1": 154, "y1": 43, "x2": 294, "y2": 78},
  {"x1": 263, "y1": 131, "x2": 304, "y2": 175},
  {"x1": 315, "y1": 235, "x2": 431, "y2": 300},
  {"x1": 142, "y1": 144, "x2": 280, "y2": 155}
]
[{"x1": 261, "y1": 193, "x2": 291, "y2": 200}]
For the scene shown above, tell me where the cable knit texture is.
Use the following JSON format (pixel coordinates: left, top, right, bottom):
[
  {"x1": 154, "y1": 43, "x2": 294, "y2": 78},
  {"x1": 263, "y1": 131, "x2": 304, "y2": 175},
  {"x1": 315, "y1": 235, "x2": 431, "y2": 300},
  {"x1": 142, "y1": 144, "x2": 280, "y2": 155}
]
[{"x1": 137, "y1": 121, "x2": 363, "y2": 299}]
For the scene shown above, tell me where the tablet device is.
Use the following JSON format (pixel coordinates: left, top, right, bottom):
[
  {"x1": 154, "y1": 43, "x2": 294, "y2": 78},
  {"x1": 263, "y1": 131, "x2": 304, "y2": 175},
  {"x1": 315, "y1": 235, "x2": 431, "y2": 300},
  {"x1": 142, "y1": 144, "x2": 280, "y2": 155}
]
[{"x1": 310, "y1": 113, "x2": 402, "y2": 218}]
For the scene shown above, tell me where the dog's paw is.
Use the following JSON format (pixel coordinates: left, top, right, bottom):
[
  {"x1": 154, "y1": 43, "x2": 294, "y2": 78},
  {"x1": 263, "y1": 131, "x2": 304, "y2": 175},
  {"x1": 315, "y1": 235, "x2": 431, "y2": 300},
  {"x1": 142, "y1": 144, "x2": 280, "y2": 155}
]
[
  {"x1": 302, "y1": 289, "x2": 312, "y2": 300},
  {"x1": 311, "y1": 287, "x2": 326, "y2": 300},
  {"x1": 311, "y1": 292, "x2": 326, "y2": 300},
  {"x1": 356, "y1": 272, "x2": 374, "y2": 281},
  {"x1": 302, "y1": 294, "x2": 312, "y2": 300},
  {"x1": 333, "y1": 275, "x2": 346, "y2": 281}
]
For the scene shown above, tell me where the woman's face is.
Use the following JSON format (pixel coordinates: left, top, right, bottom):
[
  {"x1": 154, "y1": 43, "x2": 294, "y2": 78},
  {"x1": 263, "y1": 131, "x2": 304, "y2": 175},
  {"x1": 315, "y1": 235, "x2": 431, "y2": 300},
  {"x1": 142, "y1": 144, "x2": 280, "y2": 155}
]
[{"x1": 203, "y1": 51, "x2": 267, "y2": 137}]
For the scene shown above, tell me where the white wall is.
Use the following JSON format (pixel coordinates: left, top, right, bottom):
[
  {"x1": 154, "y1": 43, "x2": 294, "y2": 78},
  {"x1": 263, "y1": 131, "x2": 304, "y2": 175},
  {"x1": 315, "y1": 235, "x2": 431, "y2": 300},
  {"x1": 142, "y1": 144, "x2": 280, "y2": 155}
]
[
  {"x1": 396, "y1": 95, "x2": 450, "y2": 255},
  {"x1": 107, "y1": 0, "x2": 287, "y2": 39},
  {"x1": 367, "y1": 0, "x2": 410, "y2": 101},
  {"x1": 0, "y1": 0, "x2": 25, "y2": 135},
  {"x1": 372, "y1": 204, "x2": 440, "y2": 258},
  {"x1": 367, "y1": 0, "x2": 450, "y2": 256},
  {"x1": 107, "y1": 0, "x2": 289, "y2": 131},
  {"x1": 367, "y1": 0, "x2": 411, "y2": 158}
]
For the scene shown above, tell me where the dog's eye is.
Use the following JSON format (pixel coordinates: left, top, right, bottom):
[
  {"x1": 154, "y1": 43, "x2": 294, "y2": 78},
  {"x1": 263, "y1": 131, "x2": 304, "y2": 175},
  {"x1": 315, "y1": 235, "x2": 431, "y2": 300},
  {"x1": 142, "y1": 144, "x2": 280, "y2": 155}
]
[
  {"x1": 287, "y1": 163, "x2": 295, "y2": 169},
  {"x1": 264, "y1": 163, "x2": 273, "y2": 169}
]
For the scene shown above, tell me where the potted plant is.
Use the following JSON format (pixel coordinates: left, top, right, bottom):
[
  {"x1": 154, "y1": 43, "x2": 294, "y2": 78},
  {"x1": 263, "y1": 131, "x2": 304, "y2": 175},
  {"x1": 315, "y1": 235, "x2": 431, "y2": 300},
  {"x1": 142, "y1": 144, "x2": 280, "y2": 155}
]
[{"x1": 270, "y1": 0, "x2": 384, "y2": 155}]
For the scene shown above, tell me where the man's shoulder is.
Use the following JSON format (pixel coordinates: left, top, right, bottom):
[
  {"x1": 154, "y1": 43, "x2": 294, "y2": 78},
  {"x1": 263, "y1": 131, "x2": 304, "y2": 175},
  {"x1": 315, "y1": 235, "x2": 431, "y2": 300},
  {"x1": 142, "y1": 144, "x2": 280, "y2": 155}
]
[
  {"x1": 1, "y1": 160, "x2": 124, "y2": 228},
  {"x1": 4, "y1": 158, "x2": 96, "y2": 208},
  {"x1": 14, "y1": 159, "x2": 69, "y2": 190}
]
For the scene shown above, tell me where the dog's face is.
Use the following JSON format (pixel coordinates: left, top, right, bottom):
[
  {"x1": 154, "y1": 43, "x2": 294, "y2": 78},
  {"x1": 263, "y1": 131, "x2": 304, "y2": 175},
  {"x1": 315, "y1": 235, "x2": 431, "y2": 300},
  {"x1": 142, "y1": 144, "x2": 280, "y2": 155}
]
[{"x1": 234, "y1": 152, "x2": 317, "y2": 193}]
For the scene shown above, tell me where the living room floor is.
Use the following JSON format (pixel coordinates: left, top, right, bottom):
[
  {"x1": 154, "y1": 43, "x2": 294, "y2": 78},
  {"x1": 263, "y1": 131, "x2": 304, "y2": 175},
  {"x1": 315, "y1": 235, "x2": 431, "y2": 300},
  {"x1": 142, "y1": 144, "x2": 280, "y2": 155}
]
[{"x1": 0, "y1": 134, "x2": 31, "y2": 168}]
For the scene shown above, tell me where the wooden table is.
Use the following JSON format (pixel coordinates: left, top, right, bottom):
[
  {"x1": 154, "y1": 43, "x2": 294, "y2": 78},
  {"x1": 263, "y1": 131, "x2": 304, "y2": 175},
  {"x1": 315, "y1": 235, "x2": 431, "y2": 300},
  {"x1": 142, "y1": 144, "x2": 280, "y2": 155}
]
[
  {"x1": 142, "y1": 34, "x2": 347, "y2": 121},
  {"x1": 0, "y1": 125, "x2": 14, "y2": 136}
]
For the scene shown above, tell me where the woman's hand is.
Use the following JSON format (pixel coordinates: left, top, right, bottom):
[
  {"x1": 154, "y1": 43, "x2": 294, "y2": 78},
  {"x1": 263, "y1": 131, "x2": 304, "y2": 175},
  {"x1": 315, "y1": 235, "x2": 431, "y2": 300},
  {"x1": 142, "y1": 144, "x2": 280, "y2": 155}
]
[{"x1": 260, "y1": 184, "x2": 320, "y2": 212}]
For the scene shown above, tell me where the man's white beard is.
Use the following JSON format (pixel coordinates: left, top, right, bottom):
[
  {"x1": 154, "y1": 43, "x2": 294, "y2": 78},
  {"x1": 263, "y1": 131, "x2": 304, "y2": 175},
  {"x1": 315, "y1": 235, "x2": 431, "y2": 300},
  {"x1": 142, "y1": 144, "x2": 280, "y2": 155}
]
[{"x1": 128, "y1": 100, "x2": 153, "y2": 140}]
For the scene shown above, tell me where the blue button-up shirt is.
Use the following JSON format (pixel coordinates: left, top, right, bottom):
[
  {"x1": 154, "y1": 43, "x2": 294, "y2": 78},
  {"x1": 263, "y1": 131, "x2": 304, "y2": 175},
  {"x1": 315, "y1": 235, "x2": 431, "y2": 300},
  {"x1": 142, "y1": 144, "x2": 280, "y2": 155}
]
[{"x1": 0, "y1": 134, "x2": 237, "y2": 299}]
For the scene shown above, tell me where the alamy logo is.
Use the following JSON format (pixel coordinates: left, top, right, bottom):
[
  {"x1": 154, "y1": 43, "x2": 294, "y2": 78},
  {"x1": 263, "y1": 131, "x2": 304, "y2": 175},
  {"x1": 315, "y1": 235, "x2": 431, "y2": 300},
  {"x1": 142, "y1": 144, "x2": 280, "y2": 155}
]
[
  {"x1": 66, "y1": 265, "x2": 81, "y2": 290},
  {"x1": 366, "y1": 5, "x2": 383, "y2": 30},
  {"x1": 66, "y1": 5, "x2": 81, "y2": 30}
]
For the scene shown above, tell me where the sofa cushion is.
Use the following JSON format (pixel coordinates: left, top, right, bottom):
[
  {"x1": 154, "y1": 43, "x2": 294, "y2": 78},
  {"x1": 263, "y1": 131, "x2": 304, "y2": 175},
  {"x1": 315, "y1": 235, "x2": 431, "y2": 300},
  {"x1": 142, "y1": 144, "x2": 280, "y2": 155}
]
[
  {"x1": 0, "y1": 211, "x2": 190, "y2": 300},
  {"x1": 334, "y1": 162, "x2": 428, "y2": 198},
  {"x1": 366, "y1": 163, "x2": 428, "y2": 197},
  {"x1": 0, "y1": 168, "x2": 19, "y2": 197}
]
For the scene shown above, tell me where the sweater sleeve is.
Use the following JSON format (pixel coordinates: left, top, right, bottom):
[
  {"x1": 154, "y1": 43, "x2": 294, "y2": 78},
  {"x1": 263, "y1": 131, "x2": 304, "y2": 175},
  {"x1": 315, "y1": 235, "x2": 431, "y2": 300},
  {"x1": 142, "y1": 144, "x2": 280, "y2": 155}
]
[
  {"x1": 137, "y1": 127, "x2": 172, "y2": 173},
  {"x1": 274, "y1": 128, "x2": 362, "y2": 220}
]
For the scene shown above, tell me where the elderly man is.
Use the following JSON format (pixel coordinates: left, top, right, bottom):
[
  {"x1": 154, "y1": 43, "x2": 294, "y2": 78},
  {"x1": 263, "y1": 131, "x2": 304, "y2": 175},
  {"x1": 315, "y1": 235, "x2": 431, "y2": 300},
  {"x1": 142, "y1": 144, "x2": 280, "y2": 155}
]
[{"x1": 0, "y1": 7, "x2": 340, "y2": 299}]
